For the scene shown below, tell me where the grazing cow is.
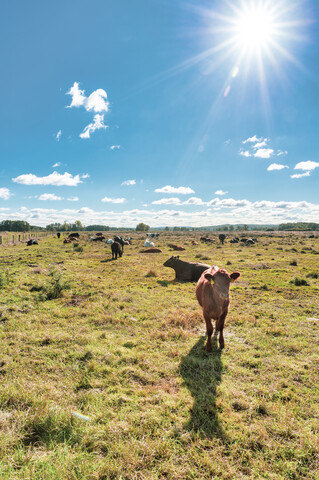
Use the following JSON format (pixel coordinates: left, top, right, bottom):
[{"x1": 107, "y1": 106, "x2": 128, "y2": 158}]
[
  {"x1": 219, "y1": 234, "x2": 226, "y2": 245},
  {"x1": 196, "y1": 266, "x2": 240, "y2": 351},
  {"x1": 91, "y1": 236, "x2": 105, "y2": 242},
  {"x1": 57, "y1": 232, "x2": 61, "y2": 239},
  {"x1": 168, "y1": 244, "x2": 186, "y2": 251},
  {"x1": 163, "y1": 256, "x2": 211, "y2": 282},
  {"x1": 69, "y1": 232, "x2": 80, "y2": 238},
  {"x1": 114, "y1": 236, "x2": 126, "y2": 251},
  {"x1": 140, "y1": 248, "x2": 162, "y2": 253},
  {"x1": 111, "y1": 241, "x2": 122, "y2": 260},
  {"x1": 26, "y1": 239, "x2": 38, "y2": 246}
]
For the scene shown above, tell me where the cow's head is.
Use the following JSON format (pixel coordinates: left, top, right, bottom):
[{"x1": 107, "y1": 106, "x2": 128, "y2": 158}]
[{"x1": 204, "y1": 268, "x2": 240, "y2": 288}]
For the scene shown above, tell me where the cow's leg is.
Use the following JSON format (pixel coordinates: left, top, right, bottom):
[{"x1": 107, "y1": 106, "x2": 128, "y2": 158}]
[
  {"x1": 216, "y1": 312, "x2": 227, "y2": 349},
  {"x1": 204, "y1": 312, "x2": 213, "y2": 352}
]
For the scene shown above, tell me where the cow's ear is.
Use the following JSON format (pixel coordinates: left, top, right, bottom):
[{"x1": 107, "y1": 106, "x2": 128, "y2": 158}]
[
  {"x1": 204, "y1": 273, "x2": 214, "y2": 282},
  {"x1": 230, "y1": 271, "x2": 240, "y2": 282}
]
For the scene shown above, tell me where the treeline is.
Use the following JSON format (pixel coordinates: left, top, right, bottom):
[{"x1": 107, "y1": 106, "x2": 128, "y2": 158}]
[
  {"x1": 278, "y1": 222, "x2": 319, "y2": 231},
  {"x1": 0, "y1": 220, "x2": 32, "y2": 232}
]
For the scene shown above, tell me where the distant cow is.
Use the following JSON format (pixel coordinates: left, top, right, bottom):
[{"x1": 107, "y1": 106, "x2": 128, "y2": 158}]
[
  {"x1": 230, "y1": 237, "x2": 239, "y2": 244},
  {"x1": 140, "y1": 248, "x2": 162, "y2": 253},
  {"x1": 57, "y1": 232, "x2": 61, "y2": 239},
  {"x1": 200, "y1": 237, "x2": 214, "y2": 243},
  {"x1": 219, "y1": 234, "x2": 226, "y2": 245},
  {"x1": 26, "y1": 239, "x2": 38, "y2": 246},
  {"x1": 192, "y1": 240, "x2": 199, "y2": 245},
  {"x1": 114, "y1": 236, "x2": 126, "y2": 251},
  {"x1": 144, "y1": 240, "x2": 155, "y2": 248},
  {"x1": 69, "y1": 232, "x2": 80, "y2": 238},
  {"x1": 147, "y1": 233, "x2": 159, "y2": 239},
  {"x1": 168, "y1": 244, "x2": 186, "y2": 251},
  {"x1": 111, "y1": 241, "x2": 122, "y2": 260},
  {"x1": 163, "y1": 256, "x2": 211, "y2": 282},
  {"x1": 63, "y1": 238, "x2": 72, "y2": 244},
  {"x1": 91, "y1": 236, "x2": 105, "y2": 242},
  {"x1": 196, "y1": 266, "x2": 240, "y2": 351}
]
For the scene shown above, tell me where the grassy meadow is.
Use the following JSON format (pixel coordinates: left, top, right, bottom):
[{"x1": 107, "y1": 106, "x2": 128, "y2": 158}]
[{"x1": 0, "y1": 231, "x2": 318, "y2": 479}]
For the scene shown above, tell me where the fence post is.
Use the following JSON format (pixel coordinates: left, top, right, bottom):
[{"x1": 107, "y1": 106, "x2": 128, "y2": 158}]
[{"x1": 0, "y1": 236, "x2": 2, "y2": 245}]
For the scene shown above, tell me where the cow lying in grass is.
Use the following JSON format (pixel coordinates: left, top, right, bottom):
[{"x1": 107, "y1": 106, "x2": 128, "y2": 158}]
[
  {"x1": 163, "y1": 256, "x2": 210, "y2": 282},
  {"x1": 196, "y1": 266, "x2": 240, "y2": 351}
]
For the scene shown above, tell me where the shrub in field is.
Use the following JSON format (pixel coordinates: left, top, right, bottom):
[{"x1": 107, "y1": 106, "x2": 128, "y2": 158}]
[
  {"x1": 290, "y1": 277, "x2": 309, "y2": 286},
  {"x1": 73, "y1": 243, "x2": 83, "y2": 253},
  {"x1": 0, "y1": 270, "x2": 9, "y2": 288},
  {"x1": 33, "y1": 268, "x2": 71, "y2": 300},
  {"x1": 306, "y1": 272, "x2": 318, "y2": 279}
]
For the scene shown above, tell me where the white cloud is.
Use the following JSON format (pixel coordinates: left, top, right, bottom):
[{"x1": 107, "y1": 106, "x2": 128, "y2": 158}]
[
  {"x1": 79, "y1": 114, "x2": 108, "y2": 139},
  {"x1": 12, "y1": 171, "x2": 87, "y2": 186},
  {"x1": 253, "y1": 141, "x2": 267, "y2": 149},
  {"x1": 154, "y1": 185, "x2": 195, "y2": 195},
  {"x1": 85, "y1": 89, "x2": 109, "y2": 113},
  {"x1": 52, "y1": 162, "x2": 61, "y2": 168},
  {"x1": 254, "y1": 148, "x2": 274, "y2": 159},
  {"x1": 242, "y1": 135, "x2": 263, "y2": 144},
  {"x1": 101, "y1": 197, "x2": 126, "y2": 204},
  {"x1": 67, "y1": 196, "x2": 79, "y2": 202},
  {"x1": 152, "y1": 197, "x2": 181, "y2": 205},
  {"x1": 294, "y1": 161, "x2": 319, "y2": 171},
  {"x1": 38, "y1": 193, "x2": 63, "y2": 201},
  {"x1": 110, "y1": 145, "x2": 120, "y2": 150},
  {"x1": 56, "y1": 130, "x2": 62, "y2": 141},
  {"x1": 267, "y1": 163, "x2": 289, "y2": 171},
  {"x1": 121, "y1": 179, "x2": 136, "y2": 186},
  {"x1": 66, "y1": 82, "x2": 86, "y2": 108},
  {"x1": 277, "y1": 150, "x2": 288, "y2": 156},
  {"x1": 66, "y1": 82, "x2": 109, "y2": 113},
  {"x1": 0, "y1": 188, "x2": 11, "y2": 200},
  {"x1": 215, "y1": 190, "x2": 228, "y2": 195},
  {"x1": 239, "y1": 150, "x2": 252, "y2": 157},
  {"x1": 291, "y1": 171, "x2": 311, "y2": 179}
]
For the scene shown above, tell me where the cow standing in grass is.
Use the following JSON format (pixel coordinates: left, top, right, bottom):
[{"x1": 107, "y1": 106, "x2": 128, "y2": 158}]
[
  {"x1": 196, "y1": 266, "x2": 240, "y2": 351},
  {"x1": 111, "y1": 241, "x2": 122, "y2": 260}
]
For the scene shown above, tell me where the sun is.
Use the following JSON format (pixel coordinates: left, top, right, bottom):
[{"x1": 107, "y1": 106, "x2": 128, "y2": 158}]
[{"x1": 234, "y1": 5, "x2": 276, "y2": 52}]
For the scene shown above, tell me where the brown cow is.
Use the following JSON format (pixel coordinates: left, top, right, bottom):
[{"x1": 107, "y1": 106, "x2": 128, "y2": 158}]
[
  {"x1": 196, "y1": 266, "x2": 240, "y2": 351},
  {"x1": 168, "y1": 244, "x2": 186, "y2": 251},
  {"x1": 140, "y1": 248, "x2": 162, "y2": 253}
]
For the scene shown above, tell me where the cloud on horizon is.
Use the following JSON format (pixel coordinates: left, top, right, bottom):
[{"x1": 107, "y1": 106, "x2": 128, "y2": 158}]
[
  {"x1": 101, "y1": 197, "x2": 126, "y2": 204},
  {"x1": 12, "y1": 171, "x2": 88, "y2": 187},
  {"x1": 215, "y1": 190, "x2": 228, "y2": 195},
  {"x1": 38, "y1": 193, "x2": 63, "y2": 201},
  {"x1": 155, "y1": 185, "x2": 195, "y2": 195},
  {"x1": 267, "y1": 163, "x2": 289, "y2": 171}
]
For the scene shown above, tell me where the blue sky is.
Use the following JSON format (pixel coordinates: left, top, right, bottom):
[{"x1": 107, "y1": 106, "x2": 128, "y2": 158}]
[{"x1": 1, "y1": 0, "x2": 319, "y2": 227}]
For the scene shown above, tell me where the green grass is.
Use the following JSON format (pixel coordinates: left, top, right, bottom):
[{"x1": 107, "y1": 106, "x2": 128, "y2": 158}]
[{"x1": 0, "y1": 231, "x2": 318, "y2": 479}]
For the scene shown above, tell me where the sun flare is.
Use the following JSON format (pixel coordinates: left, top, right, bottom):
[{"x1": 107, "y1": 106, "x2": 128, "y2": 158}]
[{"x1": 235, "y1": 6, "x2": 275, "y2": 51}]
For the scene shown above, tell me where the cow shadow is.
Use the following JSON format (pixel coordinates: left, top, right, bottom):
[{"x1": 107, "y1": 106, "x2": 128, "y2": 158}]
[{"x1": 179, "y1": 334, "x2": 225, "y2": 439}]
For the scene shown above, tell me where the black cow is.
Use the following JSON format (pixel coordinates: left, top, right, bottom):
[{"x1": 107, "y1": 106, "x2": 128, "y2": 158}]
[
  {"x1": 219, "y1": 234, "x2": 226, "y2": 245},
  {"x1": 111, "y1": 241, "x2": 122, "y2": 260},
  {"x1": 114, "y1": 236, "x2": 125, "y2": 251},
  {"x1": 163, "y1": 256, "x2": 211, "y2": 282},
  {"x1": 26, "y1": 239, "x2": 38, "y2": 246},
  {"x1": 57, "y1": 232, "x2": 61, "y2": 239},
  {"x1": 69, "y1": 232, "x2": 80, "y2": 238}
]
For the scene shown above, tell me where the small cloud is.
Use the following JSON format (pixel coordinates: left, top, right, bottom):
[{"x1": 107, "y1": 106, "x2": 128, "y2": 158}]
[
  {"x1": 101, "y1": 197, "x2": 126, "y2": 204},
  {"x1": 66, "y1": 82, "x2": 109, "y2": 113},
  {"x1": 38, "y1": 193, "x2": 63, "y2": 201},
  {"x1": 224, "y1": 139, "x2": 231, "y2": 145},
  {"x1": 56, "y1": 130, "x2": 62, "y2": 141},
  {"x1": 79, "y1": 114, "x2": 108, "y2": 139},
  {"x1": 67, "y1": 196, "x2": 79, "y2": 202},
  {"x1": 0, "y1": 188, "x2": 11, "y2": 200},
  {"x1": 155, "y1": 185, "x2": 195, "y2": 195},
  {"x1": 239, "y1": 150, "x2": 252, "y2": 157},
  {"x1": 294, "y1": 161, "x2": 319, "y2": 171},
  {"x1": 121, "y1": 179, "x2": 136, "y2": 186},
  {"x1": 215, "y1": 190, "x2": 228, "y2": 195},
  {"x1": 152, "y1": 197, "x2": 181, "y2": 205},
  {"x1": 242, "y1": 135, "x2": 264, "y2": 144},
  {"x1": 267, "y1": 163, "x2": 289, "y2": 171},
  {"x1": 253, "y1": 141, "x2": 267, "y2": 149},
  {"x1": 291, "y1": 171, "x2": 311, "y2": 179},
  {"x1": 110, "y1": 145, "x2": 120, "y2": 150},
  {"x1": 52, "y1": 162, "x2": 61, "y2": 168},
  {"x1": 277, "y1": 150, "x2": 288, "y2": 156},
  {"x1": 254, "y1": 148, "x2": 274, "y2": 159},
  {"x1": 12, "y1": 171, "x2": 87, "y2": 186},
  {"x1": 198, "y1": 145, "x2": 205, "y2": 153}
]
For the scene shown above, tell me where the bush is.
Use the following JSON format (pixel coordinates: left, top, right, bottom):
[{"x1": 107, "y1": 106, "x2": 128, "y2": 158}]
[
  {"x1": 290, "y1": 277, "x2": 309, "y2": 287},
  {"x1": 33, "y1": 268, "x2": 71, "y2": 301}
]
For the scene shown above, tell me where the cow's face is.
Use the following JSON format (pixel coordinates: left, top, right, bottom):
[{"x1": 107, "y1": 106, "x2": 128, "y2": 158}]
[{"x1": 205, "y1": 268, "x2": 240, "y2": 290}]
